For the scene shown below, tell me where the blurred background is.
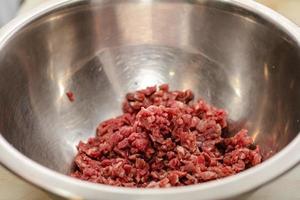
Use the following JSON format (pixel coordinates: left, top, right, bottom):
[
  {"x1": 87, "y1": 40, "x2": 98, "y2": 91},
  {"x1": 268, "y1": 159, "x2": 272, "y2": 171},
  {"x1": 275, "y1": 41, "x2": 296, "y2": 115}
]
[{"x1": 0, "y1": 0, "x2": 299, "y2": 200}]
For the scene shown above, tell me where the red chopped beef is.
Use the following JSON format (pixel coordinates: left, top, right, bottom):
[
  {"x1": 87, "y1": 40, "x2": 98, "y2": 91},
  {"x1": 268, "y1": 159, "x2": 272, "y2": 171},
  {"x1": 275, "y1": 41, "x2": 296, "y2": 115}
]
[
  {"x1": 71, "y1": 84, "x2": 262, "y2": 187},
  {"x1": 66, "y1": 91, "x2": 75, "y2": 102}
]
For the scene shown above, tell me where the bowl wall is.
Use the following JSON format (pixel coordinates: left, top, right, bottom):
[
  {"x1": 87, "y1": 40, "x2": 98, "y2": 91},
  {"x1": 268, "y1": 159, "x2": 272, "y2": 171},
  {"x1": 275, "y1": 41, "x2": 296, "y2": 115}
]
[{"x1": 0, "y1": 0, "x2": 300, "y2": 198}]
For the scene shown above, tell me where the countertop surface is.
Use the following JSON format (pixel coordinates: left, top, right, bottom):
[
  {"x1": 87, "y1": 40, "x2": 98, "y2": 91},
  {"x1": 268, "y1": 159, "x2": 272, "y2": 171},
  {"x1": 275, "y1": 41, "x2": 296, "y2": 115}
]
[{"x1": 1, "y1": 0, "x2": 300, "y2": 199}]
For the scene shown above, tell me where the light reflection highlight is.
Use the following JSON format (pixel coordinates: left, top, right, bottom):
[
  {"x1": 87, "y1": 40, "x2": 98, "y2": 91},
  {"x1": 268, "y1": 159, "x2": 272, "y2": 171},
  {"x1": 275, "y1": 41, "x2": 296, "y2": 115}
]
[
  {"x1": 264, "y1": 63, "x2": 269, "y2": 81},
  {"x1": 58, "y1": 80, "x2": 65, "y2": 98},
  {"x1": 232, "y1": 77, "x2": 241, "y2": 98},
  {"x1": 169, "y1": 71, "x2": 175, "y2": 76}
]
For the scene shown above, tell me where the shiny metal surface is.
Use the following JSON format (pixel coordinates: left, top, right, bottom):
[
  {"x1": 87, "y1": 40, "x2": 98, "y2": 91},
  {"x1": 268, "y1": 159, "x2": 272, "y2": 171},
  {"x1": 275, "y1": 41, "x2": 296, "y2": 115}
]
[{"x1": 0, "y1": 0, "x2": 300, "y2": 199}]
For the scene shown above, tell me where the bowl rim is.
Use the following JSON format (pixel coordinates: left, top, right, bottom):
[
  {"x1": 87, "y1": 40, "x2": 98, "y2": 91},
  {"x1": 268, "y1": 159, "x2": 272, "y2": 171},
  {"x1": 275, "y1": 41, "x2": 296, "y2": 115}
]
[{"x1": 0, "y1": 0, "x2": 300, "y2": 199}]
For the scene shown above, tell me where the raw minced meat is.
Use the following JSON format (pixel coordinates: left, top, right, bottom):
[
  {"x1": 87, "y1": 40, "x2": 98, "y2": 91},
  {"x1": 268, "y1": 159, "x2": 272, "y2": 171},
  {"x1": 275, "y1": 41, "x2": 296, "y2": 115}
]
[
  {"x1": 66, "y1": 91, "x2": 75, "y2": 102},
  {"x1": 71, "y1": 84, "x2": 262, "y2": 188}
]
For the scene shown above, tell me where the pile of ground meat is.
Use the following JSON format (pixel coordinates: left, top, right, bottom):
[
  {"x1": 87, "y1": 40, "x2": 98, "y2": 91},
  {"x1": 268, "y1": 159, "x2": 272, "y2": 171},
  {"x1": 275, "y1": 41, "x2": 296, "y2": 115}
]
[{"x1": 71, "y1": 84, "x2": 262, "y2": 188}]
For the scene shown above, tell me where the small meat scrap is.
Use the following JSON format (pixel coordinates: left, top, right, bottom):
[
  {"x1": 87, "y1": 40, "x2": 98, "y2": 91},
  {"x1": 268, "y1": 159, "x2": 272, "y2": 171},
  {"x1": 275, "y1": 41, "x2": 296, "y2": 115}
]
[
  {"x1": 71, "y1": 84, "x2": 262, "y2": 188},
  {"x1": 66, "y1": 91, "x2": 75, "y2": 102}
]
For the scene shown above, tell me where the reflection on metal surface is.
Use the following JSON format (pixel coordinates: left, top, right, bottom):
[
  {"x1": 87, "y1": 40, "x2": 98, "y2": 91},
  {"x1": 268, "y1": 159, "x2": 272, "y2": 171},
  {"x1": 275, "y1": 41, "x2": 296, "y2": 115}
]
[
  {"x1": 264, "y1": 63, "x2": 269, "y2": 81},
  {"x1": 252, "y1": 130, "x2": 260, "y2": 142},
  {"x1": 58, "y1": 80, "x2": 65, "y2": 98},
  {"x1": 232, "y1": 77, "x2": 241, "y2": 98},
  {"x1": 0, "y1": 0, "x2": 299, "y2": 199},
  {"x1": 169, "y1": 71, "x2": 175, "y2": 76}
]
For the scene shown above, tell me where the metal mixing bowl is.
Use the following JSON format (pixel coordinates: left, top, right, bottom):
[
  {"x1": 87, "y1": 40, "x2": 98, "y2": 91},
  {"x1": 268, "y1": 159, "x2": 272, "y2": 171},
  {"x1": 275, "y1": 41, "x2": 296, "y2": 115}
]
[{"x1": 0, "y1": 0, "x2": 300, "y2": 199}]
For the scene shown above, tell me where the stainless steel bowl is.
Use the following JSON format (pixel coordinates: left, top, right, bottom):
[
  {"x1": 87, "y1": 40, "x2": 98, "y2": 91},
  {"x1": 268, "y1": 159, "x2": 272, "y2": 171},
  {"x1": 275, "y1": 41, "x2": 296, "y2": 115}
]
[{"x1": 0, "y1": 0, "x2": 300, "y2": 199}]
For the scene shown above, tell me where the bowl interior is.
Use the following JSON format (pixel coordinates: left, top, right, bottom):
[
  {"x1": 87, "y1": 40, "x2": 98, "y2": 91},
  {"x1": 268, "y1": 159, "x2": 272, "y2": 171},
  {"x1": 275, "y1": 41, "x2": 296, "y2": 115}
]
[{"x1": 0, "y1": 0, "x2": 300, "y2": 174}]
